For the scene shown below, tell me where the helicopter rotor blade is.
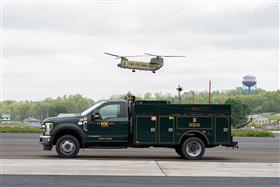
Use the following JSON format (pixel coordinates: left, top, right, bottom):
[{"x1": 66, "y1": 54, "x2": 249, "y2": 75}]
[
  {"x1": 162, "y1": 55, "x2": 186, "y2": 57},
  {"x1": 105, "y1": 52, "x2": 145, "y2": 59},
  {"x1": 144, "y1": 53, "x2": 185, "y2": 58},
  {"x1": 115, "y1": 55, "x2": 145, "y2": 59},
  {"x1": 104, "y1": 52, "x2": 121, "y2": 58},
  {"x1": 124, "y1": 55, "x2": 146, "y2": 58},
  {"x1": 144, "y1": 53, "x2": 158, "y2": 57}
]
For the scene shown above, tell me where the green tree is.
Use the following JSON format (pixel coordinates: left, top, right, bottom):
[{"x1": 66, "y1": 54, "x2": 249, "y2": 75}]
[
  {"x1": 1, "y1": 88, "x2": 279, "y2": 122},
  {"x1": 0, "y1": 94, "x2": 94, "y2": 121},
  {"x1": 225, "y1": 98, "x2": 251, "y2": 128}
]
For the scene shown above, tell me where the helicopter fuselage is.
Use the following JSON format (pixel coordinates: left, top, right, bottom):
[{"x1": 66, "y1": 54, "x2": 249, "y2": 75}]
[
  {"x1": 117, "y1": 57, "x2": 163, "y2": 72},
  {"x1": 104, "y1": 52, "x2": 185, "y2": 73}
]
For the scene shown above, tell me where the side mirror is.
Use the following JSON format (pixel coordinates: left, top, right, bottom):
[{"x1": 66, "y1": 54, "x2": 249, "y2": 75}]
[{"x1": 92, "y1": 110, "x2": 100, "y2": 120}]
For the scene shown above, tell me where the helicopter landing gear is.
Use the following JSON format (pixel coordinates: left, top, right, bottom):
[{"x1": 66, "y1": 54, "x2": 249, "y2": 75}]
[
  {"x1": 132, "y1": 70, "x2": 136, "y2": 72},
  {"x1": 152, "y1": 71, "x2": 156, "y2": 73}
]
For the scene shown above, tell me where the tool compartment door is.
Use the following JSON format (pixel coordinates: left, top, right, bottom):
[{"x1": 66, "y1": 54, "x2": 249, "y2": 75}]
[
  {"x1": 135, "y1": 116, "x2": 157, "y2": 144},
  {"x1": 158, "y1": 116, "x2": 174, "y2": 144},
  {"x1": 215, "y1": 116, "x2": 230, "y2": 143}
]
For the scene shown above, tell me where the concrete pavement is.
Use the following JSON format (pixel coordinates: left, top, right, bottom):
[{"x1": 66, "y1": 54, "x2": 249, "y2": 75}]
[{"x1": 2, "y1": 159, "x2": 279, "y2": 177}]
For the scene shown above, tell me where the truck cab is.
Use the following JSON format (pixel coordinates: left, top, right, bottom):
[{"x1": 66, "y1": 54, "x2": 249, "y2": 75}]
[
  {"x1": 40, "y1": 98, "x2": 237, "y2": 159},
  {"x1": 85, "y1": 101, "x2": 130, "y2": 146}
]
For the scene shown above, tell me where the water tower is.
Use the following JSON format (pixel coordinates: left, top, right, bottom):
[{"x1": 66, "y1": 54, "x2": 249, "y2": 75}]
[{"x1": 242, "y1": 75, "x2": 257, "y2": 94}]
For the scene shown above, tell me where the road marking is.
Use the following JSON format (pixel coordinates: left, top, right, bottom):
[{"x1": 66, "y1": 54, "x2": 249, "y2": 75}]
[
  {"x1": 1, "y1": 159, "x2": 279, "y2": 177},
  {"x1": 155, "y1": 160, "x2": 167, "y2": 176}
]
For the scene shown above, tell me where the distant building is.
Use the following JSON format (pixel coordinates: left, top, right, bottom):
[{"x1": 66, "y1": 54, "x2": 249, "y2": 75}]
[
  {"x1": 1, "y1": 114, "x2": 11, "y2": 121},
  {"x1": 57, "y1": 113, "x2": 79, "y2": 117},
  {"x1": 248, "y1": 114, "x2": 268, "y2": 125},
  {"x1": 23, "y1": 117, "x2": 40, "y2": 124}
]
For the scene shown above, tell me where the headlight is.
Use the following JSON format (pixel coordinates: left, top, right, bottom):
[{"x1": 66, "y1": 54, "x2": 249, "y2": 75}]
[
  {"x1": 41, "y1": 124, "x2": 46, "y2": 130},
  {"x1": 44, "y1": 122, "x2": 53, "y2": 135}
]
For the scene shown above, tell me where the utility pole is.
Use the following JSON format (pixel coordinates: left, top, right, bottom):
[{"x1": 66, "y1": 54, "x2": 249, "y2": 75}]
[
  {"x1": 208, "y1": 80, "x2": 211, "y2": 104},
  {"x1": 176, "y1": 85, "x2": 183, "y2": 104},
  {"x1": 190, "y1": 91, "x2": 195, "y2": 104}
]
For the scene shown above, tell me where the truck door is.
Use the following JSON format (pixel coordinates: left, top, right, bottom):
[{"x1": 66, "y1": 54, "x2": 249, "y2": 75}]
[
  {"x1": 135, "y1": 116, "x2": 157, "y2": 144},
  {"x1": 87, "y1": 102, "x2": 129, "y2": 144},
  {"x1": 215, "y1": 116, "x2": 230, "y2": 143},
  {"x1": 158, "y1": 116, "x2": 174, "y2": 144}
]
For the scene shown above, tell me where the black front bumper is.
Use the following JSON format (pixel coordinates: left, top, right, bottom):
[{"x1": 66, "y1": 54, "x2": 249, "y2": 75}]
[{"x1": 39, "y1": 135, "x2": 52, "y2": 150}]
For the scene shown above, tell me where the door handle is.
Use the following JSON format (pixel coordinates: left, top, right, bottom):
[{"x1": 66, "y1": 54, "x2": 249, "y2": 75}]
[
  {"x1": 168, "y1": 128, "x2": 173, "y2": 132},
  {"x1": 150, "y1": 128, "x2": 155, "y2": 132}
]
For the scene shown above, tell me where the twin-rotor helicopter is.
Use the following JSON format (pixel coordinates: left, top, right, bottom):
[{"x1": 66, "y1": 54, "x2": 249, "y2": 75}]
[{"x1": 104, "y1": 52, "x2": 185, "y2": 73}]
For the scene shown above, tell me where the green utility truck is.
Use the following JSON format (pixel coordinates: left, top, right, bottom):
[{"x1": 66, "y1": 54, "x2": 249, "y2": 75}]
[{"x1": 40, "y1": 96, "x2": 238, "y2": 159}]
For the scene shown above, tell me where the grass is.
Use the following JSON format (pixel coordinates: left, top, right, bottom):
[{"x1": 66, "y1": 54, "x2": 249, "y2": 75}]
[
  {"x1": 0, "y1": 127, "x2": 41, "y2": 133},
  {"x1": 232, "y1": 129, "x2": 274, "y2": 137},
  {"x1": 0, "y1": 123, "x2": 41, "y2": 133},
  {"x1": 0, "y1": 123, "x2": 33, "y2": 127},
  {"x1": 267, "y1": 115, "x2": 280, "y2": 121}
]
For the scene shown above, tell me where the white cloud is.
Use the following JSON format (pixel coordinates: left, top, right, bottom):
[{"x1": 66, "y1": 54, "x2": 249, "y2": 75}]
[{"x1": 2, "y1": 1, "x2": 279, "y2": 101}]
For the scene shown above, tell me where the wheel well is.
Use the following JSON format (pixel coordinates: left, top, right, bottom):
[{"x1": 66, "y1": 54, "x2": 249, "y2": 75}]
[
  {"x1": 53, "y1": 129, "x2": 83, "y2": 147},
  {"x1": 180, "y1": 132, "x2": 208, "y2": 147}
]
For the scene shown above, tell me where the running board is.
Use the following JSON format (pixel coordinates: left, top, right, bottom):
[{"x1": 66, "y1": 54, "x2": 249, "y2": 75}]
[{"x1": 87, "y1": 146, "x2": 127, "y2": 149}]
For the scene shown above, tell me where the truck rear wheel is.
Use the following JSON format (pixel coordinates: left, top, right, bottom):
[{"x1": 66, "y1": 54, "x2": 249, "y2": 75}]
[
  {"x1": 56, "y1": 135, "x2": 80, "y2": 158},
  {"x1": 181, "y1": 137, "x2": 205, "y2": 160}
]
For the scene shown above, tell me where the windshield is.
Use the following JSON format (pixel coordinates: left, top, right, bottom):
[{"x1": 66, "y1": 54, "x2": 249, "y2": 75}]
[{"x1": 81, "y1": 101, "x2": 106, "y2": 116}]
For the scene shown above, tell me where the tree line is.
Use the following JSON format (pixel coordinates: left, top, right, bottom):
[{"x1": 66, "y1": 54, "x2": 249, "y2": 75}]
[
  {"x1": 1, "y1": 88, "x2": 279, "y2": 126},
  {"x1": 112, "y1": 88, "x2": 280, "y2": 112},
  {"x1": 1, "y1": 94, "x2": 94, "y2": 121}
]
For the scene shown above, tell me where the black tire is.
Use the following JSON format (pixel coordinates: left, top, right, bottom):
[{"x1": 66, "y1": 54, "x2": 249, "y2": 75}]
[
  {"x1": 56, "y1": 135, "x2": 80, "y2": 158},
  {"x1": 181, "y1": 137, "x2": 205, "y2": 160},
  {"x1": 175, "y1": 146, "x2": 184, "y2": 158}
]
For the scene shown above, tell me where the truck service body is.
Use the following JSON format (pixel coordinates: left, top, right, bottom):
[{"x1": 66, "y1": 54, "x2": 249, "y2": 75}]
[{"x1": 40, "y1": 97, "x2": 237, "y2": 159}]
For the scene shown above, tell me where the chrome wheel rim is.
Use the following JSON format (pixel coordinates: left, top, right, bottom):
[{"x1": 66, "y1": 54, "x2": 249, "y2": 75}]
[
  {"x1": 60, "y1": 139, "x2": 75, "y2": 155},
  {"x1": 186, "y1": 141, "x2": 202, "y2": 157}
]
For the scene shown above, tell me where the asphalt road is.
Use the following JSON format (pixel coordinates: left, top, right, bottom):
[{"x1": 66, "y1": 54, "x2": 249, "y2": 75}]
[
  {"x1": 2, "y1": 175, "x2": 279, "y2": 187},
  {"x1": 1, "y1": 133, "x2": 279, "y2": 187},
  {"x1": 1, "y1": 133, "x2": 279, "y2": 162}
]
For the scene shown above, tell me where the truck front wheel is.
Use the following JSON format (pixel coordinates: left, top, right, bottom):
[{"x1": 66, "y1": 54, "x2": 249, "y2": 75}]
[
  {"x1": 181, "y1": 137, "x2": 205, "y2": 160},
  {"x1": 56, "y1": 135, "x2": 80, "y2": 158}
]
